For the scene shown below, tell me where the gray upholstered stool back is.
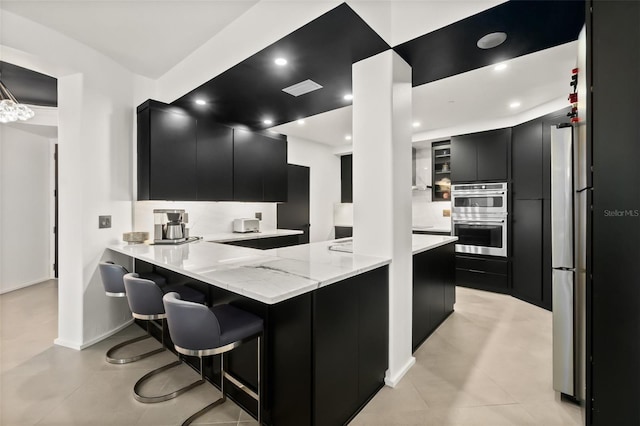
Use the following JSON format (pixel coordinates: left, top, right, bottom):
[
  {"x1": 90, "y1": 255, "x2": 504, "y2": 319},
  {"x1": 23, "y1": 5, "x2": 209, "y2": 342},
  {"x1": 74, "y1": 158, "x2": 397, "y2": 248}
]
[
  {"x1": 163, "y1": 292, "x2": 222, "y2": 351},
  {"x1": 99, "y1": 261, "x2": 128, "y2": 296},
  {"x1": 123, "y1": 273, "x2": 165, "y2": 318}
]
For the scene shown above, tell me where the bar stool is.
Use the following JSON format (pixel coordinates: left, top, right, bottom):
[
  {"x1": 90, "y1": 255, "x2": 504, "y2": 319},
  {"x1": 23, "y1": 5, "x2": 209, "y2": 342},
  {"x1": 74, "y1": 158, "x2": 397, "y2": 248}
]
[
  {"x1": 123, "y1": 273, "x2": 207, "y2": 403},
  {"x1": 98, "y1": 261, "x2": 168, "y2": 364},
  {"x1": 163, "y1": 292, "x2": 264, "y2": 426}
]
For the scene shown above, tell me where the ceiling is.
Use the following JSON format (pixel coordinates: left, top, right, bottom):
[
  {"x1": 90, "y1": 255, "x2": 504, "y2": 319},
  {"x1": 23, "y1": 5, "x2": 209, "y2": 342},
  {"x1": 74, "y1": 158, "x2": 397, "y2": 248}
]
[
  {"x1": 0, "y1": 0, "x2": 260, "y2": 78},
  {"x1": 272, "y1": 40, "x2": 579, "y2": 146},
  {"x1": 0, "y1": 0, "x2": 585, "y2": 143}
]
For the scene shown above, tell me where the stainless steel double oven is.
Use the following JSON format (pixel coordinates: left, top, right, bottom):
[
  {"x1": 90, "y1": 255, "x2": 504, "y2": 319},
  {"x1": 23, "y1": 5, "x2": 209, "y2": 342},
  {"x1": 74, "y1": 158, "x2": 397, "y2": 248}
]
[{"x1": 451, "y1": 182, "x2": 508, "y2": 257}]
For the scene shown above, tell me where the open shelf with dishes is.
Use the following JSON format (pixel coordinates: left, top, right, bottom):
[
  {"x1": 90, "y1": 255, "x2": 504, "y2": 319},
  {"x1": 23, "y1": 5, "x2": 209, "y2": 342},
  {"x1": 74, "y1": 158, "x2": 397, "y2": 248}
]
[{"x1": 432, "y1": 141, "x2": 451, "y2": 201}]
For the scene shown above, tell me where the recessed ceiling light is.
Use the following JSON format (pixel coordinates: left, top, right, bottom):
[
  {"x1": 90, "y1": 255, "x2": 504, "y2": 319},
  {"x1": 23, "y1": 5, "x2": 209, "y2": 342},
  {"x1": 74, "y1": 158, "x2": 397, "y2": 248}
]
[
  {"x1": 344, "y1": 94, "x2": 353, "y2": 101},
  {"x1": 195, "y1": 99, "x2": 206, "y2": 105},
  {"x1": 274, "y1": 58, "x2": 287, "y2": 66},
  {"x1": 345, "y1": 135, "x2": 352, "y2": 141},
  {"x1": 413, "y1": 121, "x2": 421, "y2": 128},
  {"x1": 477, "y1": 32, "x2": 507, "y2": 49},
  {"x1": 263, "y1": 119, "x2": 273, "y2": 125},
  {"x1": 509, "y1": 101, "x2": 521, "y2": 109},
  {"x1": 297, "y1": 119, "x2": 305, "y2": 125},
  {"x1": 494, "y1": 63, "x2": 508, "y2": 71}
]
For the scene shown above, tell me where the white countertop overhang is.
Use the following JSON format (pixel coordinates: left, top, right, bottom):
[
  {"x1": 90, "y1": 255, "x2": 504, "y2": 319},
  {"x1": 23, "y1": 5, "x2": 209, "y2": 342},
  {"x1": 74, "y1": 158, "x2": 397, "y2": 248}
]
[{"x1": 108, "y1": 234, "x2": 456, "y2": 305}]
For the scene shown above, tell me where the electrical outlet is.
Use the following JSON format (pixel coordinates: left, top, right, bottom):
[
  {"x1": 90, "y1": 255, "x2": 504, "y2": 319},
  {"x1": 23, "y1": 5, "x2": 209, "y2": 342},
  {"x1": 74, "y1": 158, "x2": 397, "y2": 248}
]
[
  {"x1": 443, "y1": 209, "x2": 451, "y2": 217},
  {"x1": 99, "y1": 215, "x2": 111, "y2": 229},
  {"x1": 255, "y1": 212, "x2": 262, "y2": 220}
]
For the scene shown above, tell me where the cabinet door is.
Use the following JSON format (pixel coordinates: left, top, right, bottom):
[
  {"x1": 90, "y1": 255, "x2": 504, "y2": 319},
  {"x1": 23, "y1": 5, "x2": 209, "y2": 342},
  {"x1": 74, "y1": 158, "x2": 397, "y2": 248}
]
[
  {"x1": 149, "y1": 108, "x2": 198, "y2": 200},
  {"x1": 233, "y1": 128, "x2": 264, "y2": 201},
  {"x1": 262, "y1": 136, "x2": 288, "y2": 202},
  {"x1": 341, "y1": 154, "x2": 353, "y2": 203},
  {"x1": 314, "y1": 281, "x2": 359, "y2": 426},
  {"x1": 196, "y1": 121, "x2": 233, "y2": 200},
  {"x1": 477, "y1": 128, "x2": 510, "y2": 182},
  {"x1": 512, "y1": 121, "x2": 543, "y2": 199},
  {"x1": 512, "y1": 199, "x2": 543, "y2": 303},
  {"x1": 450, "y1": 136, "x2": 477, "y2": 182}
]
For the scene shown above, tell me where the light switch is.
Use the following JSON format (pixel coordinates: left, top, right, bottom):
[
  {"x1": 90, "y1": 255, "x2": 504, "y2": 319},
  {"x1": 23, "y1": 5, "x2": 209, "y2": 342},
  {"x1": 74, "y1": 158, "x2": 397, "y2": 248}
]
[
  {"x1": 443, "y1": 209, "x2": 451, "y2": 217},
  {"x1": 255, "y1": 212, "x2": 262, "y2": 220},
  {"x1": 99, "y1": 215, "x2": 111, "y2": 229}
]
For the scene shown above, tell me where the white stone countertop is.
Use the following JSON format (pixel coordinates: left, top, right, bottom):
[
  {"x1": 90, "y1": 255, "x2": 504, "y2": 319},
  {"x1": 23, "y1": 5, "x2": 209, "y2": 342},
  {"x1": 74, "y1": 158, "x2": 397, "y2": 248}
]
[
  {"x1": 108, "y1": 234, "x2": 457, "y2": 305},
  {"x1": 202, "y1": 228, "x2": 303, "y2": 243},
  {"x1": 411, "y1": 234, "x2": 458, "y2": 255}
]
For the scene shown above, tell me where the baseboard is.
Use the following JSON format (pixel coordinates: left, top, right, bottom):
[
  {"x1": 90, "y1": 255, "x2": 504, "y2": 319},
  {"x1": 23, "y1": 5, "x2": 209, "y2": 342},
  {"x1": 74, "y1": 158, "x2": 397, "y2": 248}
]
[
  {"x1": 54, "y1": 318, "x2": 134, "y2": 351},
  {"x1": 0, "y1": 277, "x2": 52, "y2": 294},
  {"x1": 384, "y1": 356, "x2": 416, "y2": 388},
  {"x1": 79, "y1": 319, "x2": 135, "y2": 350}
]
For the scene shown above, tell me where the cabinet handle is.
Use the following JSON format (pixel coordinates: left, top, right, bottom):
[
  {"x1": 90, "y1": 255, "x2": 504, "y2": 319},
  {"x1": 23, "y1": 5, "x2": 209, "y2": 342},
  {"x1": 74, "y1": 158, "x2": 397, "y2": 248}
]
[{"x1": 468, "y1": 269, "x2": 487, "y2": 274}]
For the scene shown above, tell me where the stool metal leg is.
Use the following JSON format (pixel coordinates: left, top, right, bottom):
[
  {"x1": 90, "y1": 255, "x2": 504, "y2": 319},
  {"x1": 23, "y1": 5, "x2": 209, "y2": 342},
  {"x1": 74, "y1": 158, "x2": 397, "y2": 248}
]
[
  {"x1": 133, "y1": 321, "x2": 205, "y2": 403},
  {"x1": 106, "y1": 321, "x2": 164, "y2": 364},
  {"x1": 182, "y1": 355, "x2": 226, "y2": 426}
]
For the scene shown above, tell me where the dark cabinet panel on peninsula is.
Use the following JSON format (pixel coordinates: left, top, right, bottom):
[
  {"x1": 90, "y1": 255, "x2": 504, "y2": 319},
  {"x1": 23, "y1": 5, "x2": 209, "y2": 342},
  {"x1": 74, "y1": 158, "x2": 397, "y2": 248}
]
[
  {"x1": 412, "y1": 243, "x2": 456, "y2": 352},
  {"x1": 138, "y1": 101, "x2": 198, "y2": 200},
  {"x1": 451, "y1": 128, "x2": 510, "y2": 183},
  {"x1": 196, "y1": 120, "x2": 234, "y2": 201}
]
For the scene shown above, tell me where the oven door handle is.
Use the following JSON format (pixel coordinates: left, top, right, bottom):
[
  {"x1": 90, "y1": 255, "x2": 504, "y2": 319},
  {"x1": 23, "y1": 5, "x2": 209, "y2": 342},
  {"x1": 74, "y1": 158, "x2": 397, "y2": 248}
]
[
  {"x1": 452, "y1": 191, "x2": 506, "y2": 197},
  {"x1": 453, "y1": 220, "x2": 505, "y2": 225}
]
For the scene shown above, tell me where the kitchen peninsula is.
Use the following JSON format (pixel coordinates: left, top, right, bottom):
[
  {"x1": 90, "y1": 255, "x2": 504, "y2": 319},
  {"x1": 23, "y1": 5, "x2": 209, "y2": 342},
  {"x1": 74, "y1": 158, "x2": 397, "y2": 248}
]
[{"x1": 108, "y1": 234, "x2": 456, "y2": 425}]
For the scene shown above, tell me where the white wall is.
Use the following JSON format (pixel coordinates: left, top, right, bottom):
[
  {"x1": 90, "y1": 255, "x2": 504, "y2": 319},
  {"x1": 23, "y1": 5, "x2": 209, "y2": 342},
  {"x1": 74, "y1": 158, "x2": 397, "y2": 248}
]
[
  {"x1": 1, "y1": 10, "x2": 140, "y2": 349},
  {"x1": 0, "y1": 126, "x2": 52, "y2": 293},
  {"x1": 287, "y1": 136, "x2": 341, "y2": 242}
]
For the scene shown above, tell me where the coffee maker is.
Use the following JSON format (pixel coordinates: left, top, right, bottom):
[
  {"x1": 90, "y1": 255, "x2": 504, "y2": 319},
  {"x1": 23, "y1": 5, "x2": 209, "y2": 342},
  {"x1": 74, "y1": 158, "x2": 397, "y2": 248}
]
[{"x1": 153, "y1": 209, "x2": 191, "y2": 244}]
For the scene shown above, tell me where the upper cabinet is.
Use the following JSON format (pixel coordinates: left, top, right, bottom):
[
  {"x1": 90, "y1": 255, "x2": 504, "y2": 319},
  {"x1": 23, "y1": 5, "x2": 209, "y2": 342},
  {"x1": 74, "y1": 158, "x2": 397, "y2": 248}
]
[
  {"x1": 196, "y1": 120, "x2": 234, "y2": 201},
  {"x1": 341, "y1": 154, "x2": 353, "y2": 203},
  {"x1": 451, "y1": 128, "x2": 511, "y2": 183},
  {"x1": 137, "y1": 100, "x2": 287, "y2": 202},
  {"x1": 138, "y1": 100, "x2": 198, "y2": 201},
  {"x1": 233, "y1": 128, "x2": 288, "y2": 202},
  {"x1": 431, "y1": 141, "x2": 451, "y2": 201}
]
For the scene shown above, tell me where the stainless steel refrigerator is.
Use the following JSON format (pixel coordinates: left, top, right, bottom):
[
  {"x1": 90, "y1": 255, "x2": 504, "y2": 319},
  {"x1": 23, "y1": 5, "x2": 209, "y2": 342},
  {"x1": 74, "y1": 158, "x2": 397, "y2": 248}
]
[{"x1": 551, "y1": 122, "x2": 587, "y2": 403}]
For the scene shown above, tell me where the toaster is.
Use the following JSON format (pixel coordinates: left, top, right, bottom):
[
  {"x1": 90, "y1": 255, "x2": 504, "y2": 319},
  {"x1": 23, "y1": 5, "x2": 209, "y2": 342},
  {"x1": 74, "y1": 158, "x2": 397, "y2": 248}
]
[{"x1": 233, "y1": 218, "x2": 260, "y2": 233}]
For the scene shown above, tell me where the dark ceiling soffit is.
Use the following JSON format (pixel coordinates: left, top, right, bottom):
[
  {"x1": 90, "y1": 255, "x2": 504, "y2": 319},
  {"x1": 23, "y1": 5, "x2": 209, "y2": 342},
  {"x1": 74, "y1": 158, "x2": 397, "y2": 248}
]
[
  {"x1": 171, "y1": 2, "x2": 390, "y2": 129},
  {"x1": 0, "y1": 61, "x2": 58, "y2": 107},
  {"x1": 393, "y1": 0, "x2": 586, "y2": 87}
]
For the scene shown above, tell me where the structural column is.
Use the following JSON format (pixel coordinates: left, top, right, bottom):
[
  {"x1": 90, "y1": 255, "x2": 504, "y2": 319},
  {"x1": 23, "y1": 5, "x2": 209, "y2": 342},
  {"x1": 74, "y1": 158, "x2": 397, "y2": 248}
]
[{"x1": 352, "y1": 50, "x2": 414, "y2": 386}]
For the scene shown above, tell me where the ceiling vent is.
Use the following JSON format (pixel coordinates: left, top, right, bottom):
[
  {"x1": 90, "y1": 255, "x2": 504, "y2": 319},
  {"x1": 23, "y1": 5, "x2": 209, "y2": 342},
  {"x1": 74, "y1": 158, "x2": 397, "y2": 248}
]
[{"x1": 282, "y1": 79, "x2": 323, "y2": 97}]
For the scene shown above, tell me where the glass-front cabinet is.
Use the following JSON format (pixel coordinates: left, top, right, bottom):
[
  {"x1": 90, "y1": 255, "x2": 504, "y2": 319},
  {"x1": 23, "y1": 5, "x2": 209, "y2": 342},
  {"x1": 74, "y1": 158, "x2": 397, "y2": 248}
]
[{"x1": 432, "y1": 141, "x2": 451, "y2": 201}]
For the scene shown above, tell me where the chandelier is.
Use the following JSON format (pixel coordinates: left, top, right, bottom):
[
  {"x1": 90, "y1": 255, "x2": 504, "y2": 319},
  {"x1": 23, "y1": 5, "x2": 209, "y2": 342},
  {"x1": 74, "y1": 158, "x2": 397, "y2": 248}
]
[{"x1": 0, "y1": 77, "x2": 35, "y2": 123}]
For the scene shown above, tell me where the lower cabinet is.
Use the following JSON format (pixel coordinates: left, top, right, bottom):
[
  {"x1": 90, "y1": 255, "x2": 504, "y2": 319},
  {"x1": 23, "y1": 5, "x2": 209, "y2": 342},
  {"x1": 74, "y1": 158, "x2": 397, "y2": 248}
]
[
  {"x1": 413, "y1": 243, "x2": 456, "y2": 351},
  {"x1": 221, "y1": 235, "x2": 301, "y2": 250},
  {"x1": 455, "y1": 254, "x2": 509, "y2": 294}
]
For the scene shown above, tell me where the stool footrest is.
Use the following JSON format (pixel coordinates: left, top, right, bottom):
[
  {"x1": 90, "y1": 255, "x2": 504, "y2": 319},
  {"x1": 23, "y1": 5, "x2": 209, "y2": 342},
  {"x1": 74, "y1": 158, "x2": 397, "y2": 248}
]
[
  {"x1": 182, "y1": 396, "x2": 226, "y2": 426},
  {"x1": 134, "y1": 360, "x2": 205, "y2": 403},
  {"x1": 223, "y1": 371, "x2": 258, "y2": 401},
  {"x1": 106, "y1": 334, "x2": 165, "y2": 365}
]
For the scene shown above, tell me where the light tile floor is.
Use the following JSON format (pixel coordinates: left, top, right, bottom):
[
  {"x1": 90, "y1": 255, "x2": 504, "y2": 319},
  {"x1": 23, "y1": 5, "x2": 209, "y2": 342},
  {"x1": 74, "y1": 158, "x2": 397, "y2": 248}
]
[{"x1": 1, "y1": 281, "x2": 583, "y2": 425}]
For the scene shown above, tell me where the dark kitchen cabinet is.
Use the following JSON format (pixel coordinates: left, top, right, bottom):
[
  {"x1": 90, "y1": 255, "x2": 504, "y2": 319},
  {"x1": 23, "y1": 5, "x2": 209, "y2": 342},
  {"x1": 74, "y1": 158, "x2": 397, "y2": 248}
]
[
  {"x1": 233, "y1": 128, "x2": 288, "y2": 202},
  {"x1": 412, "y1": 242, "x2": 456, "y2": 351},
  {"x1": 512, "y1": 199, "x2": 543, "y2": 303},
  {"x1": 341, "y1": 154, "x2": 353, "y2": 203},
  {"x1": 451, "y1": 128, "x2": 510, "y2": 183},
  {"x1": 314, "y1": 266, "x2": 388, "y2": 426},
  {"x1": 196, "y1": 120, "x2": 234, "y2": 201},
  {"x1": 137, "y1": 100, "x2": 198, "y2": 200},
  {"x1": 511, "y1": 109, "x2": 568, "y2": 310},
  {"x1": 455, "y1": 254, "x2": 509, "y2": 294}
]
